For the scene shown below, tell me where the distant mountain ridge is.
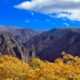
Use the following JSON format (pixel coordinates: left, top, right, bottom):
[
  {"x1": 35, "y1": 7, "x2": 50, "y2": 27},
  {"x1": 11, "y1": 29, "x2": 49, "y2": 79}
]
[
  {"x1": 1, "y1": 26, "x2": 80, "y2": 62},
  {"x1": 0, "y1": 26, "x2": 41, "y2": 45},
  {"x1": 0, "y1": 26, "x2": 41, "y2": 61}
]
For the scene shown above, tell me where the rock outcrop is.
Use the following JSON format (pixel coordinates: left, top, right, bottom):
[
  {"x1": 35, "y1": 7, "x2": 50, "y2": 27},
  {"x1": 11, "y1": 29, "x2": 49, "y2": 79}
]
[
  {"x1": 25, "y1": 28, "x2": 80, "y2": 62},
  {"x1": 0, "y1": 26, "x2": 41, "y2": 61},
  {"x1": 0, "y1": 33, "x2": 29, "y2": 61}
]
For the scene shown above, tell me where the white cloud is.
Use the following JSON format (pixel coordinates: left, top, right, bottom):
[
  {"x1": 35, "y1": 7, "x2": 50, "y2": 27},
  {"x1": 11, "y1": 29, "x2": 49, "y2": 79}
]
[
  {"x1": 63, "y1": 23, "x2": 70, "y2": 27},
  {"x1": 14, "y1": 0, "x2": 80, "y2": 21},
  {"x1": 25, "y1": 20, "x2": 30, "y2": 23},
  {"x1": 56, "y1": 10, "x2": 80, "y2": 21}
]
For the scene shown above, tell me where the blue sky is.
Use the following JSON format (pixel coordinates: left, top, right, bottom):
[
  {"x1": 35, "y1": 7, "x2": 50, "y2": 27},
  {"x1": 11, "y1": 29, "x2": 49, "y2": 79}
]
[{"x1": 0, "y1": 0, "x2": 80, "y2": 30}]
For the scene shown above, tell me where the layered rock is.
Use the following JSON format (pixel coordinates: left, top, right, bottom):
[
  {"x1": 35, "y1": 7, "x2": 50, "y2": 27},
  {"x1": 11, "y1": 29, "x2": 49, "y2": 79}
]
[{"x1": 0, "y1": 33, "x2": 29, "y2": 61}]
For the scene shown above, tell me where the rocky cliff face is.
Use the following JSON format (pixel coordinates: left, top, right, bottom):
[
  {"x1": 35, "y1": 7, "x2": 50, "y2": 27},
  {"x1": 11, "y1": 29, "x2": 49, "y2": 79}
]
[
  {"x1": 0, "y1": 26, "x2": 41, "y2": 61},
  {"x1": 0, "y1": 26, "x2": 41, "y2": 45},
  {"x1": 0, "y1": 33, "x2": 29, "y2": 61},
  {"x1": 25, "y1": 28, "x2": 80, "y2": 62},
  {"x1": 1, "y1": 26, "x2": 80, "y2": 62}
]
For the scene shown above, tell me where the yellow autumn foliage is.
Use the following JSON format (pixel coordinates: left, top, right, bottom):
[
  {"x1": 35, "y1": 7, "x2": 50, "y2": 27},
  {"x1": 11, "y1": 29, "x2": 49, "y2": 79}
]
[{"x1": 0, "y1": 54, "x2": 80, "y2": 80}]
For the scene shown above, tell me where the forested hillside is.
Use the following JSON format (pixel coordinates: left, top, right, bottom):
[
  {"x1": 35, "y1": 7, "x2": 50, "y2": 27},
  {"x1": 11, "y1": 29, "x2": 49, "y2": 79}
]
[{"x1": 0, "y1": 53, "x2": 80, "y2": 80}]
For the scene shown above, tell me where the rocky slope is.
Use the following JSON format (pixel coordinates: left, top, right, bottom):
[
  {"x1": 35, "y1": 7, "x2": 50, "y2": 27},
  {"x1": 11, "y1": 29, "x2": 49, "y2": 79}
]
[
  {"x1": 0, "y1": 32, "x2": 30, "y2": 61},
  {"x1": 0, "y1": 26, "x2": 41, "y2": 61},
  {"x1": 25, "y1": 28, "x2": 80, "y2": 62},
  {"x1": 1, "y1": 26, "x2": 80, "y2": 62},
  {"x1": 0, "y1": 26, "x2": 41, "y2": 44}
]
